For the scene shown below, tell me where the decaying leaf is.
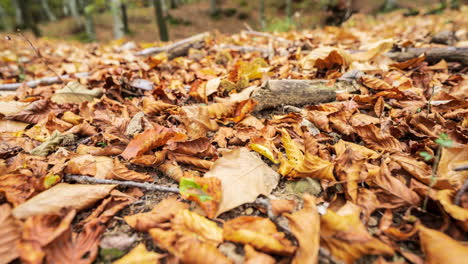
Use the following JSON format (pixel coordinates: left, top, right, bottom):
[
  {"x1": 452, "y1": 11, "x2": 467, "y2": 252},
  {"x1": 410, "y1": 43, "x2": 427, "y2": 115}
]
[
  {"x1": 179, "y1": 176, "x2": 222, "y2": 218},
  {"x1": 65, "y1": 155, "x2": 114, "y2": 179},
  {"x1": 204, "y1": 148, "x2": 279, "y2": 216},
  {"x1": 0, "y1": 204, "x2": 20, "y2": 264},
  {"x1": 223, "y1": 216, "x2": 296, "y2": 256},
  {"x1": 12, "y1": 183, "x2": 116, "y2": 219},
  {"x1": 30, "y1": 130, "x2": 76, "y2": 156},
  {"x1": 284, "y1": 194, "x2": 320, "y2": 264},
  {"x1": 51, "y1": 81, "x2": 103, "y2": 104}
]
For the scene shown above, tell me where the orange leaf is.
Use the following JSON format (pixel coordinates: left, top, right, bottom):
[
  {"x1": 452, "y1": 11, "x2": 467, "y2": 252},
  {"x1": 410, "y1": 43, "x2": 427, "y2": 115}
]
[
  {"x1": 418, "y1": 225, "x2": 468, "y2": 264},
  {"x1": 284, "y1": 195, "x2": 320, "y2": 264},
  {"x1": 223, "y1": 216, "x2": 296, "y2": 256},
  {"x1": 124, "y1": 196, "x2": 189, "y2": 231},
  {"x1": 121, "y1": 126, "x2": 178, "y2": 160}
]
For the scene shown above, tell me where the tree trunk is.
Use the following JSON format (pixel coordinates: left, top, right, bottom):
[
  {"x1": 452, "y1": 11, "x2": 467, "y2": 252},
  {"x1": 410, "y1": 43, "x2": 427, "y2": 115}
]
[
  {"x1": 111, "y1": 0, "x2": 125, "y2": 39},
  {"x1": 210, "y1": 0, "x2": 218, "y2": 15},
  {"x1": 41, "y1": 0, "x2": 57, "y2": 21},
  {"x1": 18, "y1": 0, "x2": 41, "y2": 37},
  {"x1": 153, "y1": 0, "x2": 169, "y2": 41},
  {"x1": 170, "y1": 0, "x2": 177, "y2": 9},
  {"x1": 286, "y1": 0, "x2": 292, "y2": 23},
  {"x1": 0, "y1": 3, "x2": 12, "y2": 31},
  {"x1": 11, "y1": 0, "x2": 23, "y2": 28},
  {"x1": 84, "y1": 5, "x2": 95, "y2": 41},
  {"x1": 121, "y1": 2, "x2": 130, "y2": 34},
  {"x1": 259, "y1": 0, "x2": 266, "y2": 30},
  {"x1": 69, "y1": 0, "x2": 82, "y2": 26}
]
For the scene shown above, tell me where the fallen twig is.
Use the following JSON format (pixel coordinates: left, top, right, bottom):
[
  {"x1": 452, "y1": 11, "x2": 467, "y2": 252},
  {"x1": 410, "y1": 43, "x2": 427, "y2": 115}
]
[
  {"x1": 214, "y1": 44, "x2": 273, "y2": 57},
  {"x1": 135, "y1": 32, "x2": 209, "y2": 58},
  {"x1": 386, "y1": 47, "x2": 468, "y2": 65},
  {"x1": 64, "y1": 174, "x2": 180, "y2": 193},
  {"x1": 0, "y1": 72, "x2": 89, "y2": 91}
]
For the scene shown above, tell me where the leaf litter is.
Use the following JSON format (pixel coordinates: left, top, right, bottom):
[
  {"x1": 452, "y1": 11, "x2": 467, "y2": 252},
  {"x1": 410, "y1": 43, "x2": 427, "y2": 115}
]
[{"x1": 0, "y1": 7, "x2": 468, "y2": 264}]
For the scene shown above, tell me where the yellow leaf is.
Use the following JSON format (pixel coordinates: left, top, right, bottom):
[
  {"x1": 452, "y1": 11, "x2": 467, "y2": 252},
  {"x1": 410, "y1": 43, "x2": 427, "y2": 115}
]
[
  {"x1": 281, "y1": 128, "x2": 304, "y2": 169},
  {"x1": 249, "y1": 143, "x2": 279, "y2": 164},
  {"x1": 113, "y1": 243, "x2": 163, "y2": 264}
]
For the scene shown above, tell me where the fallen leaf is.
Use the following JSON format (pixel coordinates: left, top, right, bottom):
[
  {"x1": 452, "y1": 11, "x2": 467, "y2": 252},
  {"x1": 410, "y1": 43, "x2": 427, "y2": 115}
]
[
  {"x1": 320, "y1": 202, "x2": 395, "y2": 263},
  {"x1": 284, "y1": 194, "x2": 320, "y2": 264},
  {"x1": 179, "y1": 176, "x2": 222, "y2": 218},
  {"x1": 30, "y1": 130, "x2": 76, "y2": 156},
  {"x1": 418, "y1": 224, "x2": 468, "y2": 264},
  {"x1": 435, "y1": 189, "x2": 468, "y2": 223},
  {"x1": 223, "y1": 216, "x2": 296, "y2": 256},
  {"x1": 121, "y1": 126, "x2": 182, "y2": 160},
  {"x1": 113, "y1": 243, "x2": 163, "y2": 264},
  {"x1": 124, "y1": 196, "x2": 189, "y2": 231},
  {"x1": 12, "y1": 183, "x2": 116, "y2": 219},
  {"x1": 65, "y1": 155, "x2": 114, "y2": 179},
  {"x1": 204, "y1": 148, "x2": 279, "y2": 216},
  {"x1": 0, "y1": 204, "x2": 20, "y2": 264},
  {"x1": 51, "y1": 81, "x2": 103, "y2": 104},
  {"x1": 244, "y1": 244, "x2": 275, "y2": 264}
]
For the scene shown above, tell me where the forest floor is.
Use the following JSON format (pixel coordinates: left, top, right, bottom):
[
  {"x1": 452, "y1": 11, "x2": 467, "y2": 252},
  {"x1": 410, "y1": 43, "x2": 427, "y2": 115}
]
[{"x1": 0, "y1": 4, "x2": 467, "y2": 264}]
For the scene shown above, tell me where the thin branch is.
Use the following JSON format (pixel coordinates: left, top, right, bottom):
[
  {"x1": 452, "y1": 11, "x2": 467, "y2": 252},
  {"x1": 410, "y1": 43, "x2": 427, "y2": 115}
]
[
  {"x1": 0, "y1": 72, "x2": 89, "y2": 91},
  {"x1": 64, "y1": 174, "x2": 180, "y2": 193},
  {"x1": 454, "y1": 165, "x2": 468, "y2": 206}
]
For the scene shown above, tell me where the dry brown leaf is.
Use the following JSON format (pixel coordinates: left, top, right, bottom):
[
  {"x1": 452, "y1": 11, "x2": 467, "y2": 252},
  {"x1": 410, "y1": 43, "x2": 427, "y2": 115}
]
[
  {"x1": 418, "y1": 225, "x2": 468, "y2": 264},
  {"x1": 113, "y1": 243, "x2": 163, "y2": 264},
  {"x1": 172, "y1": 153, "x2": 214, "y2": 170},
  {"x1": 111, "y1": 159, "x2": 154, "y2": 182},
  {"x1": 0, "y1": 173, "x2": 35, "y2": 206},
  {"x1": 158, "y1": 160, "x2": 184, "y2": 182},
  {"x1": 124, "y1": 196, "x2": 189, "y2": 231},
  {"x1": 244, "y1": 245, "x2": 276, "y2": 264},
  {"x1": 284, "y1": 194, "x2": 320, "y2": 264},
  {"x1": 223, "y1": 216, "x2": 296, "y2": 256},
  {"x1": 436, "y1": 146, "x2": 468, "y2": 189},
  {"x1": 7, "y1": 100, "x2": 60, "y2": 124},
  {"x1": 65, "y1": 155, "x2": 114, "y2": 179},
  {"x1": 0, "y1": 120, "x2": 29, "y2": 133},
  {"x1": 130, "y1": 151, "x2": 167, "y2": 166},
  {"x1": 0, "y1": 204, "x2": 20, "y2": 264},
  {"x1": 270, "y1": 199, "x2": 296, "y2": 216},
  {"x1": 171, "y1": 209, "x2": 224, "y2": 244},
  {"x1": 301, "y1": 46, "x2": 353, "y2": 70},
  {"x1": 18, "y1": 209, "x2": 76, "y2": 264},
  {"x1": 76, "y1": 144, "x2": 124, "y2": 156},
  {"x1": 142, "y1": 97, "x2": 177, "y2": 115},
  {"x1": 373, "y1": 159, "x2": 421, "y2": 206},
  {"x1": 12, "y1": 183, "x2": 116, "y2": 219},
  {"x1": 334, "y1": 140, "x2": 380, "y2": 159},
  {"x1": 204, "y1": 148, "x2": 279, "y2": 216},
  {"x1": 360, "y1": 76, "x2": 392, "y2": 90},
  {"x1": 435, "y1": 190, "x2": 468, "y2": 223},
  {"x1": 354, "y1": 124, "x2": 403, "y2": 152},
  {"x1": 121, "y1": 126, "x2": 183, "y2": 160},
  {"x1": 320, "y1": 202, "x2": 395, "y2": 264}
]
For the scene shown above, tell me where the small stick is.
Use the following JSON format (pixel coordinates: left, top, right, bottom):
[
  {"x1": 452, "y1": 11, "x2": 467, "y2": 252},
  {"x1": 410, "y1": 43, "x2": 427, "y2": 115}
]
[
  {"x1": 454, "y1": 164, "x2": 468, "y2": 206},
  {"x1": 0, "y1": 72, "x2": 89, "y2": 91},
  {"x1": 64, "y1": 174, "x2": 180, "y2": 193}
]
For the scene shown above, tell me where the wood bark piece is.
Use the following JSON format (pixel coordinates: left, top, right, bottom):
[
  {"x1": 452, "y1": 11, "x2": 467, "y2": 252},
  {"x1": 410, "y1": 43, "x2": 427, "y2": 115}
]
[
  {"x1": 252, "y1": 79, "x2": 358, "y2": 112},
  {"x1": 386, "y1": 47, "x2": 468, "y2": 65},
  {"x1": 136, "y1": 32, "x2": 209, "y2": 58},
  {"x1": 0, "y1": 72, "x2": 89, "y2": 91}
]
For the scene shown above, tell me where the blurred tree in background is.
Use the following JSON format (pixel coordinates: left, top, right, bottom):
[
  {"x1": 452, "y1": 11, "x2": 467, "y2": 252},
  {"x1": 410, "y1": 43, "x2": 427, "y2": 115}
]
[{"x1": 0, "y1": 0, "x2": 461, "y2": 41}]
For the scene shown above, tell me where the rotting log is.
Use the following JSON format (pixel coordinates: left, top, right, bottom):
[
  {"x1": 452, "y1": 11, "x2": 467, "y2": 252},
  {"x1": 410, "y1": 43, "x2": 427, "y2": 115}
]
[
  {"x1": 0, "y1": 72, "x2": 89, "y2": 91},
  {"x1": 136, "y1": 32, "x2": 209, "y2": 58},
  {"x1": 252, "y1": 79, "x2": 358, "y2": 112},
  {"x1": 386, "y1": 47, "x2": 468, "y2": 65}
]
